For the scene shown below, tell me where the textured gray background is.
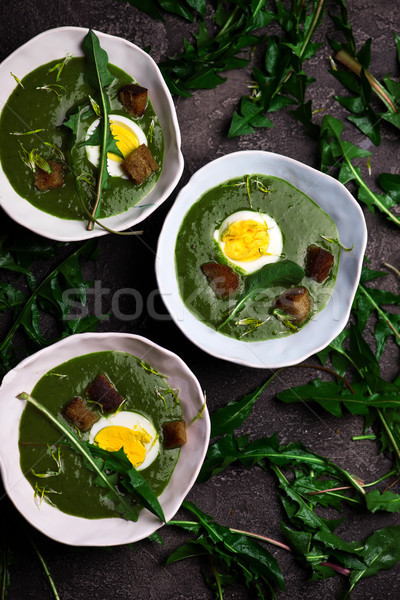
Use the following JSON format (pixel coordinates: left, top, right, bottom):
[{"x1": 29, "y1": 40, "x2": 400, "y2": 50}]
[{"x1": 0, "y1": 1, "x2": 399, "y2": 599}]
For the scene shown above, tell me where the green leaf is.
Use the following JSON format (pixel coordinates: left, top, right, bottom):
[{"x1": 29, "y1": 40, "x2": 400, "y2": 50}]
[
  {"x1": 211, "y1": 375, "x2": 276, "y2": 437},
  {"x1": 88, "y1": 446, "x2": 165, "y2": 521},
  {"x1": 228, "y1": 97, "x2": 273, "y2": 137},
  {"x1": 82, "y1": 30, "x2": 114, "y2": 89},
  {"x1": 365, "y1": 489, "x2": 400, "y2": 514},
  {"x1": 348, "y1": 526, "x2": 400, "y2": 591},
  {"x1": 218, "y1": 260, "x2": 305, "y2": 329},
  {"x1": 179, "y1": 500, "x2": 285, "y2": 591},
  {"x1": 378, "y1": 173, "x2": 400, "y2": 203},
  {"x1": 81, "y1": 30, "x2": 123, "y2": 226},
  {"x1": 0, "y1": 240, "x2": 99, "y2": 376}
]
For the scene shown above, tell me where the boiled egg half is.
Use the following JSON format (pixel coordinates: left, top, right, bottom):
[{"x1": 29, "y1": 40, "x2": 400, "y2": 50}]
[
  {"x1": 89, "y1": 410, "x2": 159, "y2": 471},
  {"x1": 214, "y1": 210, "x2": 283, "y2": 274},
  {"x1": 85, "y1": 114, "x2": 147, "y2": 178}
]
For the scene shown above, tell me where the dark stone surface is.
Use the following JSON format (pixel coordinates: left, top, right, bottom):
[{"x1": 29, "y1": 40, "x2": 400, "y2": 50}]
[{"x1": 0, "y1": 2, "x2": 399, "y2": 599}]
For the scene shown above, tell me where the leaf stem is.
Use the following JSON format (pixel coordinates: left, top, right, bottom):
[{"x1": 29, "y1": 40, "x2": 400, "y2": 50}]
[
  {"x1": 376, "y1": 408, "x2": 400, "y2": 464},
  {"x1": 30, "y1": 538, "x2": 60, "y2": 600},
  {"x1": 208, "y1": 554, "x2": 223, "y2": 600},
  {"x1": 384, "y1": 263, "x2": 400, "y2": 278},
  {"x1": 1, "y1": 540, "x2": 7, "y2": 600},
  {"x1": 215, "y1": 5, "x2": 240, "y2": 40},
  {"x1": 338, "y1": 140, "x2": 400, "y2": 226},
  {"x1": 334, "y1": 49, "x2": 398, "y2": 113},
  {"x1": 29, "y1": 538, "x2": 61, "y2": 600},
  {"x1": 278, "y1": 0, "x2": 325, "y2": 89},
  {"x1": 358, "y1": 285, "x2": 400, "y2": 342},
  {"x1": 299, "y1": 0, "x2": 325, "y2": 60}
]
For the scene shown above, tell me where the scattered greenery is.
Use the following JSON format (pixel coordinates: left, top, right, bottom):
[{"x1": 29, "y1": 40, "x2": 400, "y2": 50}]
[
  {"x1": 328, "y1": 0, "x2": 400, "y2": 145},
  {"x1": 229, "y1": 0, "x2": 324, "y2": 138},
  {"x1": 187, "y1": 364, "x2": 400, "y2": 597},
  {"x1": 0, "y1": 237, "x2": 99, "y2": 376},
  {"x1": 1, "y1": 2, "x2": 399, "y2": 599},
  {"x1": 320, "y1": 115, "x2": 400, "y2": 227},
  {"x1": 168, "y1": 500, "x2": 284, "y2": 598},
  {"x1": 159, "y1": 1, "x2": 274, "y2": 97},
  {"x1": 117, "y1": 0, "x2": 206, "y2": 22}
]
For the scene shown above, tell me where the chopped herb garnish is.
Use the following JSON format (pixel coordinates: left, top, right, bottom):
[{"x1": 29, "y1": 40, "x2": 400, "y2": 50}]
[
  {"x1": 10, "y1": 129, "x2": 44, "y2": 136},
  {"x1": 10, "y1": 72, "x2": 24, "y2": 88},
  {"x1": 47, "y1": 53, "x2": 72, "y2": 81},
  {"x1": 36, "y1": 83, "x2": 66, "y2": 101}
]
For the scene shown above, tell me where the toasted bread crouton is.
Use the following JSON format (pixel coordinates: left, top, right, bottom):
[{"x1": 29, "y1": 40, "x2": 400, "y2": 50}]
[
  {"x1": 162, "y1": 421, "x2": 187, "y2": 449},
  {"x1": 275, "y1": 286, "x2": 311, "y2": 325},
  {"x1": 63, "y1": 396, "x2": 99, "y2": 432},
  {"x1": 34, "y1": 161, "x2": 63, "y2": 191},
  {"x1": 121, "y1": 144, "x2": 159, "y2": 185},
  {"x1": 119, "y1": 84, "x2": 148, "y2": 117},
  {"x1": 306, "y1": 245, "x2": 334, "y2": 283},
  {"x1": 201, "y1": 262, "x2": 240, "y2": 298},
  {"x1": 87, "y1": 374, "x2": 124, "y2": 413}
]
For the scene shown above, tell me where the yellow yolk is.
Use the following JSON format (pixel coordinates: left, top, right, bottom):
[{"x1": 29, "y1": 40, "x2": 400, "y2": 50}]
[
  {"x1": 108, "y1": 119, "x2": 139, "y2": 163},
  {"x1": 221, "y1": 219, "x2": 270, "y2": 262},
  {"x1": 94, "y1": 425, "x2": 151, "y2": 468}
]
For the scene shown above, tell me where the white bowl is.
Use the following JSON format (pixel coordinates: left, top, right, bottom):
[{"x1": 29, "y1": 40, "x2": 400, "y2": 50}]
[
  {"x1": 0, "y1": 333, "x2": 210, "y2": 546},
  {"x1": 156, "y1": 150, "x2": 367, "y2": 368},
  {"x1": 0, "y1": 27, "x2": 184, "y2": 241}
]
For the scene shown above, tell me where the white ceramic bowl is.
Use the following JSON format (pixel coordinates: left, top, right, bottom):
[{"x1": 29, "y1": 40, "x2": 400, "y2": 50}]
[
  {"x1": 156, "y1": 150, "x2": 367, "y2": 368},
  {"x1": 0, "y1": 333, "x2": 210, "y2": 546},
  {"x1": 0, "y1": 27, "x2": 184, "y2": 241}
]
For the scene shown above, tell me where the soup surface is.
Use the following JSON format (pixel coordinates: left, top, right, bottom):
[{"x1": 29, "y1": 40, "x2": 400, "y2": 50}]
[
  {"x1": 0, "y1": 57, "x2": 164, "y2": 219},
  {"x1": 175, "y1": 175, "x2": 340, "y2": 341},
  {"x1": 19, "y1": 351, "x2": 182, "y2": 520}
]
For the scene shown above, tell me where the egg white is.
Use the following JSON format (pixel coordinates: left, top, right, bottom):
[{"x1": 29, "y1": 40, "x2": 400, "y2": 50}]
[
  {"x1": 214, "y1": 210, "x2": 283, "y2": 274},
  {"x1": 85, "y1": 114, "x2": 147, "y2": 178},
  {"x1": 89, "y1": 410, "x2": 159, "y2": 471}
]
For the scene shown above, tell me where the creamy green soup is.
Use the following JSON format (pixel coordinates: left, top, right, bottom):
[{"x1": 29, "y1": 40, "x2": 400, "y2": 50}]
[
  {"x1": 19, "y1": 351, "x2": 182, "y2": 520},
  {"x1": 175, "y1": 174, "x2": 340, "y2": 341},
  {"x1": 0, "y1": 57, "x2": 164, "y2": 220}
]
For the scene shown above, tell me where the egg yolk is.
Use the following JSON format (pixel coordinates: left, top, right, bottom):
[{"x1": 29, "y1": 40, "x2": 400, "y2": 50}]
[
  {"x1": 108, "y1": 120, "x2": 139, "y2": 163},
  {"x1": 221, "y1": 219, "x2": 270, "y2": 262},
  {"x1": 94, "y1": 425, "x2": 151, "y2": 468}
]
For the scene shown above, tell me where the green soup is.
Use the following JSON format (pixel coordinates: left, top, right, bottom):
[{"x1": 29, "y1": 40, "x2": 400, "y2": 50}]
[
  {"x1": 19, "y1": 352, "x2": 182, "y2": 520},
  {"x1": 0, "y1": 57, "x2": 164, "y2": 220},
  {"x1": 175, "y1": 175, "x2": 340, "y2": 341}
]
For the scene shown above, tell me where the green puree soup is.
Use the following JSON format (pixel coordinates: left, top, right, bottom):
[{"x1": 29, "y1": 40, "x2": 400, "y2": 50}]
[
  {"x1": 175, "y1": 175, "x2": 340, "y2": 341},
  {"x1": 19, "y1": 352, "x2": 183, "y2": 520},
  {"x1": 0, "y1": 57, "x2": 164, "y2": 220}
]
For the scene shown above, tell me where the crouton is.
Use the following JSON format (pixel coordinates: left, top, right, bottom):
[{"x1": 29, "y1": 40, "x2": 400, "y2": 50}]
[
  {"x1": 201, "y1": 262, "x2": 240, "y2": 298},
  {"x1": 87, "y1": 374, "x2": 124, "y2": 413},
  {"x1": 275, "y1": 286, "x2": 311, "y2": 325},
  {"x1": 119, "y1": 83, "x2": 148, "y2": 117},
  {"x1": 63, "y1": 396, "x2": 99, "y2": 432},
  {"x1": 34, "y1": 161, "x2": 63, "y2": 191},
  {"x1": 162, "y1": 421, "x2": 187, "y2": 449},
  {"x1": 121, "y1": 144, "x2": 159, "y2": 185},
  {"x1": 305, "y1": 245, "x2": 334, "y2": 283}
]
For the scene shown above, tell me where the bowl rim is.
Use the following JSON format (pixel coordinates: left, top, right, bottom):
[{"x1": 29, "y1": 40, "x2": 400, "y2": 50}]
[
  {"x1": 155, "y1": 149, "x2": 368, "y2": 368},
  {"x1": 0, "y1": 332, "x2": 210, "y2": 546},
  {"x1": 0, "y1": 26, "x2": 184, "y2": 241}
]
